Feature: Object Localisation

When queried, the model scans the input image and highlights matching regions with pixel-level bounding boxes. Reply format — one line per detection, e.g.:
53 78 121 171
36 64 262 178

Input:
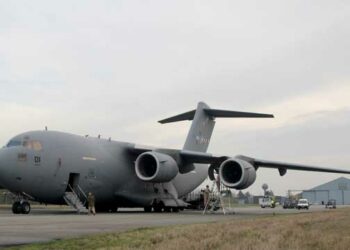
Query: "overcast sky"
0 0 349 195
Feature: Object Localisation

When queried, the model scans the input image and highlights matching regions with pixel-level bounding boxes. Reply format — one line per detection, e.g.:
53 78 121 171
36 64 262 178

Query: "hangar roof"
308 177 350 191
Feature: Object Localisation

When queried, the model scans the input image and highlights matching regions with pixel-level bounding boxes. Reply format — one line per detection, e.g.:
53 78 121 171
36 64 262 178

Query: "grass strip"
8 208 350 250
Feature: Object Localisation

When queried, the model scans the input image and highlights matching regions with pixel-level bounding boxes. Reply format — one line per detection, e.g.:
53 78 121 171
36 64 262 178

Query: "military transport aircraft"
0 102 349 214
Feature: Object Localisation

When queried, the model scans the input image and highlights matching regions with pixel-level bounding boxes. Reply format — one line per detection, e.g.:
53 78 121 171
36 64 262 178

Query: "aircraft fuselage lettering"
34 156 41 166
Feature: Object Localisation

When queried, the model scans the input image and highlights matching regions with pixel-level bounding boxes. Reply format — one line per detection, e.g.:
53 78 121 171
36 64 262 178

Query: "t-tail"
158 102 274 153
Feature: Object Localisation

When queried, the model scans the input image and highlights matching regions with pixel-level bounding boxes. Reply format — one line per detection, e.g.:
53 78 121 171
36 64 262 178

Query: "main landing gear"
144 206 180 213
144 200 182 213
12 201 31 214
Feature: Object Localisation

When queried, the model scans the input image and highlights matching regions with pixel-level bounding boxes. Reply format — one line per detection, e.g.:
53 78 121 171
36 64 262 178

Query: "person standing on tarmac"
203 185 210 209
88 192 96 215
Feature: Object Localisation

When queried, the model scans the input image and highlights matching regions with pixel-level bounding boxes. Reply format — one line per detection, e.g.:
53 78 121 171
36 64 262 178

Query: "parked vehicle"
297 199 309 209
259 196 276 208
283 199 297 209
325 199 336 209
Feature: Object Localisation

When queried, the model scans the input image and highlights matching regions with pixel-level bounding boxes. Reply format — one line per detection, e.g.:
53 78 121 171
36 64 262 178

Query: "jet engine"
135 152 179 183
219 158 256 190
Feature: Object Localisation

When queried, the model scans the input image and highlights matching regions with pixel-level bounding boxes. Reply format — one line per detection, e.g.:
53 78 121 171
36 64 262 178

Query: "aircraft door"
66 173 80 192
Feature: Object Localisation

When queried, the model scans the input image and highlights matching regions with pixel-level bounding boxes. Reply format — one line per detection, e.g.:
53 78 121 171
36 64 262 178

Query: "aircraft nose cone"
0 148 19 191
0 149 9 187
0 150 4 184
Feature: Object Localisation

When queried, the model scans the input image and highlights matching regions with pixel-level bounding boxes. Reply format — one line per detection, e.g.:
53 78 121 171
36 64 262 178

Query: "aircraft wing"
237 155 350 174
180 151 350 176
128 146 350 175
180 151 350 175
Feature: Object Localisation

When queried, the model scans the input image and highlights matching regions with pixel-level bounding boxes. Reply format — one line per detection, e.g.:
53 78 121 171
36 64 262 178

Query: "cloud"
0 102 50 145
214 81 350 132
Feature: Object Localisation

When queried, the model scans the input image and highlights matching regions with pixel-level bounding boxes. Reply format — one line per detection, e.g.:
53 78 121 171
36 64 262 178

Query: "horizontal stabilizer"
204 109 274 119
158 108 273 124
158 110 196 124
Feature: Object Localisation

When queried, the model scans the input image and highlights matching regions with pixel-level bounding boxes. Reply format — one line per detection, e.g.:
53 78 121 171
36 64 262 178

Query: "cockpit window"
22 140 30 149
23 140 43 151
6 138 43 151
32 141 43 151
6 140 22 147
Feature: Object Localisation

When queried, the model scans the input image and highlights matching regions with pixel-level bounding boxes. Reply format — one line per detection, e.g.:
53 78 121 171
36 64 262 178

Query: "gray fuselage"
0 131 208 208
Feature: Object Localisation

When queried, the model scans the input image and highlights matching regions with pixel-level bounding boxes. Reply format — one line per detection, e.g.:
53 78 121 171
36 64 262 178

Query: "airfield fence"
0 190 41 205
0 190 12 204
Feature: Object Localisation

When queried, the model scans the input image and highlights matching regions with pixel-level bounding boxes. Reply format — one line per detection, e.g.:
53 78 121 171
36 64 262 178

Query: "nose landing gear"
12 201 31 214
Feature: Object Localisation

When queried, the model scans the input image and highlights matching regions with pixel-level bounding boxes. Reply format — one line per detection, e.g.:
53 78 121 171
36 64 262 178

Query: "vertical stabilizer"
183 102 215 152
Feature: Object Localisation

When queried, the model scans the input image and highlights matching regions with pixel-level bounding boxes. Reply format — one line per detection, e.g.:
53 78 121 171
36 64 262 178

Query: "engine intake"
135 152 179 183
219 158 256 190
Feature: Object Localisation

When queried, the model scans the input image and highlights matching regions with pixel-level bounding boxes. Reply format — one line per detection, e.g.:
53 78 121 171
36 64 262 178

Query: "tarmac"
0 205 340 248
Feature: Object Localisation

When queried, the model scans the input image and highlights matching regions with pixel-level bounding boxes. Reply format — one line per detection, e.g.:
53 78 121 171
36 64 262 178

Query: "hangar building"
302 177 350 205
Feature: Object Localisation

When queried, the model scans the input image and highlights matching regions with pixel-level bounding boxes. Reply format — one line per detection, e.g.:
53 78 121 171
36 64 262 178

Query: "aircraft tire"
21 202 31 214
152 200 164 213
171 207 179 213
163 207 171 213
110 207 118 213
12 202 21 214
153 206 162 213
153 204 164 213
144 206 152 213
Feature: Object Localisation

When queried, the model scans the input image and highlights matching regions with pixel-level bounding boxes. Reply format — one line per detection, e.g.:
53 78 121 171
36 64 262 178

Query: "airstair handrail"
67 184 87 206
76 185 87 200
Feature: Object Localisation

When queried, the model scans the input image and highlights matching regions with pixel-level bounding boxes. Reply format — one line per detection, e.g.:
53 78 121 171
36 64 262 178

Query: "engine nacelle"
135 152 179 183
219 158 256 190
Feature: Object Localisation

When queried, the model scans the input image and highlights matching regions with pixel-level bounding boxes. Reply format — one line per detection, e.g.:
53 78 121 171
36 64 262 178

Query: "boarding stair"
203 177 234 215
63 184 88 214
